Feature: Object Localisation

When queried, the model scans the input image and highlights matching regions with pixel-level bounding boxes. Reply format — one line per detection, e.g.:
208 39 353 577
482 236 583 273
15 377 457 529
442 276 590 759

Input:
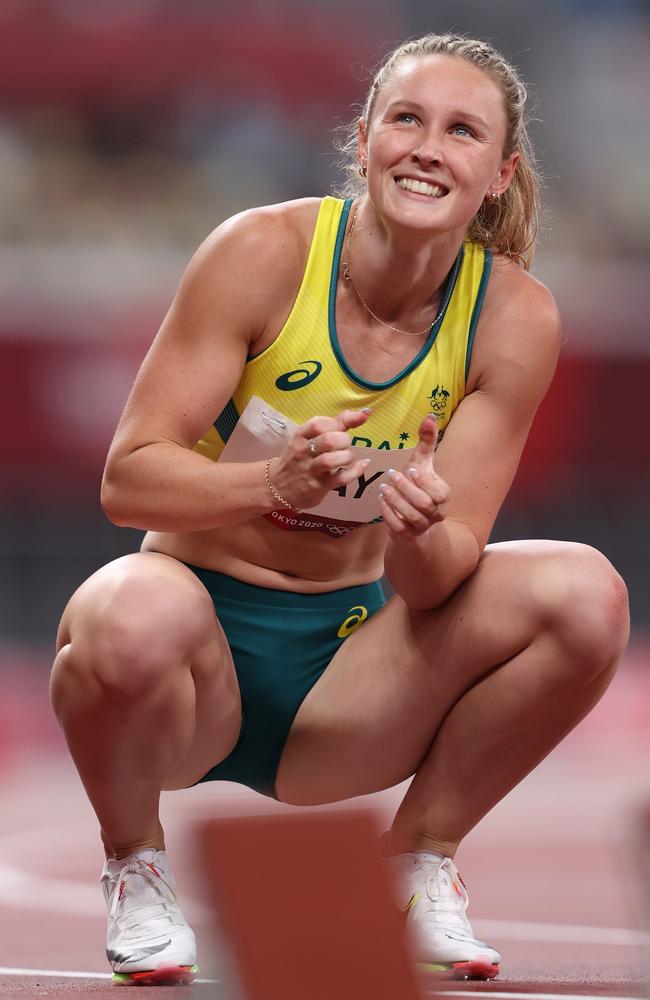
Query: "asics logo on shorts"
275 360 322 391
337 605 368 638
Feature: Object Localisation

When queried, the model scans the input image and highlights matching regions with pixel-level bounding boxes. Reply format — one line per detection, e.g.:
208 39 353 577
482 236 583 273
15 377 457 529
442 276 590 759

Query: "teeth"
396 177 445 198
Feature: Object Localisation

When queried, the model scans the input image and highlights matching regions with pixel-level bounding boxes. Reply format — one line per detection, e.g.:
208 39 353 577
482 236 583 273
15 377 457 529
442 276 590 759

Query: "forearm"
101 443 276 532
383 517 480 610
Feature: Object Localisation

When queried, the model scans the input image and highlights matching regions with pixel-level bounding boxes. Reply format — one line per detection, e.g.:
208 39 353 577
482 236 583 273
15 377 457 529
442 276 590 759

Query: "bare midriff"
141 518 388 593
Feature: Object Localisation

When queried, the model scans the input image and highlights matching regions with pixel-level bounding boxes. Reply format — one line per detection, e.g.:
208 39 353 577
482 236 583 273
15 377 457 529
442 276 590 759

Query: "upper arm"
104 203 309 468
434 269 561 550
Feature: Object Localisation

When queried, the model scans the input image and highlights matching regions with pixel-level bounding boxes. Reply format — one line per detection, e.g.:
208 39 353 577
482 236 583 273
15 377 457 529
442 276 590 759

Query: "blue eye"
453 124 474 137
396 112 417 124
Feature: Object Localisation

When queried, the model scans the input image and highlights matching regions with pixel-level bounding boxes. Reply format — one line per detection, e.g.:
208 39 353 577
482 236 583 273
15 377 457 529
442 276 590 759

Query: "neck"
346 197 465 323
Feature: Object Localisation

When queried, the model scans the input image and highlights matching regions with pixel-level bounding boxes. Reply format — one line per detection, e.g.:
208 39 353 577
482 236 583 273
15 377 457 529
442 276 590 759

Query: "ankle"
102 824 165 861
412 834 458 859
384 828 459 859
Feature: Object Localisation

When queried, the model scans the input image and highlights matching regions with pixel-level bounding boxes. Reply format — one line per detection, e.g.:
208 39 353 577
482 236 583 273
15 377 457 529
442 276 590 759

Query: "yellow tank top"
194 195 491 462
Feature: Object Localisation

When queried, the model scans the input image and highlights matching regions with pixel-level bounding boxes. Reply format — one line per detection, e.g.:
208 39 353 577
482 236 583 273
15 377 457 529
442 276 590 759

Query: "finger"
386 471 442 514
297 416 341 440
313 448 358 473
412 414 438 462
297 409 370 442
330 457 371 487
378 483 433 533
378 494 408 535
394 467 451 507
311 430 360 455
336 407 372 431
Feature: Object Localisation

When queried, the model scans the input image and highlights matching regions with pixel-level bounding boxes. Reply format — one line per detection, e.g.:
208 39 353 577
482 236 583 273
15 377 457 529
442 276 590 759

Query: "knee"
537 543 629 677
58 572 215 701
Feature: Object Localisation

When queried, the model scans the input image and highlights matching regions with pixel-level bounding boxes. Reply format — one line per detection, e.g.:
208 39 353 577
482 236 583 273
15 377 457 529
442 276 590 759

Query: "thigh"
274 539 586 805
55 551 242 789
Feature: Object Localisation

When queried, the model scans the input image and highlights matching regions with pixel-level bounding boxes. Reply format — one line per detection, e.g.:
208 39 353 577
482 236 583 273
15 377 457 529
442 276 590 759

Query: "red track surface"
0 642 648 997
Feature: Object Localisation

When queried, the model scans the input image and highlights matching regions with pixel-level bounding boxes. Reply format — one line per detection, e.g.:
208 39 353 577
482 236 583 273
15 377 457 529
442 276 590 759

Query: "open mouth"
395 176 448 199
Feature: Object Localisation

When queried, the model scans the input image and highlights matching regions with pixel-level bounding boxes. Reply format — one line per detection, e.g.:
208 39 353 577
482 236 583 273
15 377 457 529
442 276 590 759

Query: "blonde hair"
336 33 542 270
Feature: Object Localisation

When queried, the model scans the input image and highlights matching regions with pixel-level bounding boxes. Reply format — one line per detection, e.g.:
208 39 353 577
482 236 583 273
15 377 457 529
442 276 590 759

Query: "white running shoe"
390 851 501 981
101 848 198 986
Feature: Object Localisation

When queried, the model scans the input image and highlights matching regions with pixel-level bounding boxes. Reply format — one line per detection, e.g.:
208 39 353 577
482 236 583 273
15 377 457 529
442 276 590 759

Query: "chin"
393 194 480 238
382 196 458 234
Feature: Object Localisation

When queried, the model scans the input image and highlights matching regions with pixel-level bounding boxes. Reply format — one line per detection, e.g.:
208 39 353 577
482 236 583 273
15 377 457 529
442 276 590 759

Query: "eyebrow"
386 100 490 132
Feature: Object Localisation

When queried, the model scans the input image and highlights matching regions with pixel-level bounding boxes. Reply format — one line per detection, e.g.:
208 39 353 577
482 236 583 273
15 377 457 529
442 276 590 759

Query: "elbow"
389 575 468 613
100 467 132 527
385 526 481 611
397 568 477 612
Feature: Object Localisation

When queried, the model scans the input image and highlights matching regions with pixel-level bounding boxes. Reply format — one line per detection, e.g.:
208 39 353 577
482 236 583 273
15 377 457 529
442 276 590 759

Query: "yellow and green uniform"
194 195 492 471
191 197 492 796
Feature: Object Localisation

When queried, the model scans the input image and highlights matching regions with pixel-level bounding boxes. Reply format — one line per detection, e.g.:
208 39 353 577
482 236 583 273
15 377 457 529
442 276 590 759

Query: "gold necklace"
341 203 445 338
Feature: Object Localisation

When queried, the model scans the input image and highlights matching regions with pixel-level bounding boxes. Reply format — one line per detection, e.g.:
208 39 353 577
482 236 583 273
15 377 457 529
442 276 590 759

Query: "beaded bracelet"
264 457 300 512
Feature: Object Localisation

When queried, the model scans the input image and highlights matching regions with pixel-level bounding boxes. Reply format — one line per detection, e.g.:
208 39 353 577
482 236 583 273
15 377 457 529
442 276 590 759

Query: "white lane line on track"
1 821 648 955
0 855 647 948
0 967 217 983
0 857 213 922
474 918 650 947
442 993 647 1000
0 973 644 1000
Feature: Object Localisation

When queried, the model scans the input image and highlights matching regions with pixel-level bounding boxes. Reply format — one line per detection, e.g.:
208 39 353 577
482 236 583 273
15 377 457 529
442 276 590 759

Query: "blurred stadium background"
0 0 648 787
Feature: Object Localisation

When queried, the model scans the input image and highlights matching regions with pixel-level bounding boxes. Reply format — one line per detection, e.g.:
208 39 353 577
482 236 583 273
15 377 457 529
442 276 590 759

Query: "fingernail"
360 458 371 467
407 467 418 479
425 414 436 424
361 407 372 414
387 468 399 480
378 484 390 494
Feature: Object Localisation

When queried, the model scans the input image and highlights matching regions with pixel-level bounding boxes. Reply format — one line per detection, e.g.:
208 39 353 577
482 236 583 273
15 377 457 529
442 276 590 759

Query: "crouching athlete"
50 33 629 985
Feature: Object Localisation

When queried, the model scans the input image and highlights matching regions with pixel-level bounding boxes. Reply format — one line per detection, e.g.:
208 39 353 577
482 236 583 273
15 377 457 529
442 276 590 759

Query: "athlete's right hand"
267 408 372 511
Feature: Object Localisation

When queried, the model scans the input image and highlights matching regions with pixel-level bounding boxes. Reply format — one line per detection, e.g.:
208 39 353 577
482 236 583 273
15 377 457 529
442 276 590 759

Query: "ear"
490 150 519 196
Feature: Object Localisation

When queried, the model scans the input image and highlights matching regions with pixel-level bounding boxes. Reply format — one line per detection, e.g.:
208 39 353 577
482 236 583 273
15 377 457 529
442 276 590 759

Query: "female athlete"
50 33 629 985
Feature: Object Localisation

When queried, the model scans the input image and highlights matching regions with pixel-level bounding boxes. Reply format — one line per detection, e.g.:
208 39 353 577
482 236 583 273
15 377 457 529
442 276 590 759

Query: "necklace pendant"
342 260 350 281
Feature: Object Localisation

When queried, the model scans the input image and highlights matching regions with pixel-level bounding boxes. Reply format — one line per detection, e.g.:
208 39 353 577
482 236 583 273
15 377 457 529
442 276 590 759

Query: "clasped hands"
268 409 450 537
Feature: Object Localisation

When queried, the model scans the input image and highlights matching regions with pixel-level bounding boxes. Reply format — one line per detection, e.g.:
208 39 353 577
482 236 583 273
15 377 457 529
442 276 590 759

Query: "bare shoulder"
193 197 321 288
467 253 562 393
171 197 322 346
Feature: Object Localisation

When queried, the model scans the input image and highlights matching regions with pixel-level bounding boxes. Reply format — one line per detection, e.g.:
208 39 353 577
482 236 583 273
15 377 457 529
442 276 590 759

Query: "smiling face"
358 54 518 235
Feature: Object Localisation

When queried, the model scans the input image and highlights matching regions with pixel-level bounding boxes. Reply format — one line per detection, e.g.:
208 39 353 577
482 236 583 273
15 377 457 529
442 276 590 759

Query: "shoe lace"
422 857 472 937
110 858 182 941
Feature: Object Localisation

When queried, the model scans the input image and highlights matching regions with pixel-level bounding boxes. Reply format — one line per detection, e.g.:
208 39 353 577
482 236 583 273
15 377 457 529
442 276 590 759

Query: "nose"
412 128 444 167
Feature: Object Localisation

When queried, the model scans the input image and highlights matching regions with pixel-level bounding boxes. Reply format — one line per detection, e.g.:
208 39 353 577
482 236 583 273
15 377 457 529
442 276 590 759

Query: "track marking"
0 856 212 921
0 853 646 948
0 972 643 999
0 966 217 983
474 917 650 946
441 993 647 1000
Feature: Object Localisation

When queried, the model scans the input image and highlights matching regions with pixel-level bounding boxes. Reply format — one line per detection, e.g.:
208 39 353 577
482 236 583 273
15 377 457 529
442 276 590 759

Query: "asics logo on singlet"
275 361 322 391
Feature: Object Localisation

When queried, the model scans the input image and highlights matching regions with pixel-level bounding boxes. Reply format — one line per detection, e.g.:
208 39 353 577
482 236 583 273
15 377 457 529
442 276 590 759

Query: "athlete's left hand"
378 414 450 539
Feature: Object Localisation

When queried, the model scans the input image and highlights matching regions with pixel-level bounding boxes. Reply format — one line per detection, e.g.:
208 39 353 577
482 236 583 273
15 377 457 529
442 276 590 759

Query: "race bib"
218 396 418 538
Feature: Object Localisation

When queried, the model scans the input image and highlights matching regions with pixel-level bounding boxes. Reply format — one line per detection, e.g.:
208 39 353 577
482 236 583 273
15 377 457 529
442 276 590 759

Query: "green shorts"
186 565 386 798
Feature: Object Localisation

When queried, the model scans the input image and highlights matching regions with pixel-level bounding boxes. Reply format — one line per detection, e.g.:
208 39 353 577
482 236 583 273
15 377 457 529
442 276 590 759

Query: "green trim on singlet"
328 198 464 392
464 248 493 382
